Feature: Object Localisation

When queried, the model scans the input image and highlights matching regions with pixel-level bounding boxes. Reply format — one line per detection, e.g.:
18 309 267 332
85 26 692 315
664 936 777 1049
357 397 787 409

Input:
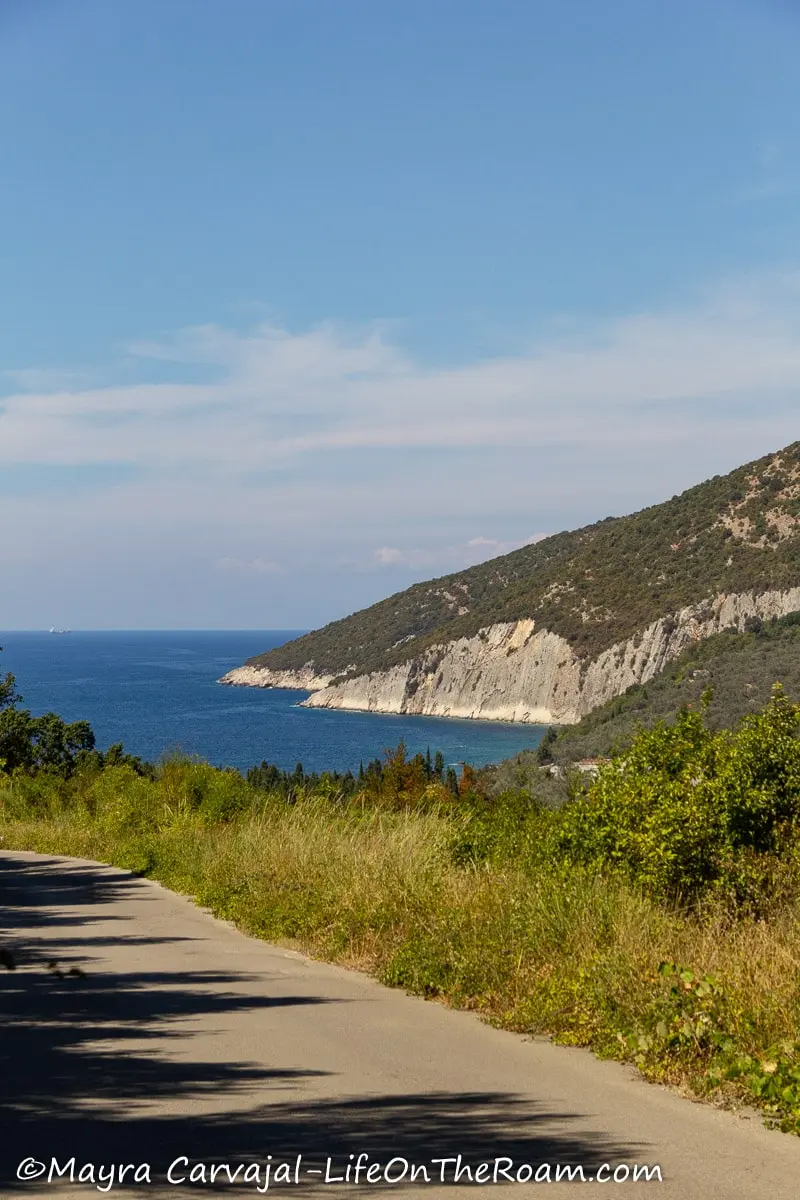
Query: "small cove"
0 630 547 774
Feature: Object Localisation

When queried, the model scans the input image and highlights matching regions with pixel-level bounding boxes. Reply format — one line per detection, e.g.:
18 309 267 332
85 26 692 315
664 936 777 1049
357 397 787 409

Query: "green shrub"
556 688 800 905
450 789 546 867
158 759 252 822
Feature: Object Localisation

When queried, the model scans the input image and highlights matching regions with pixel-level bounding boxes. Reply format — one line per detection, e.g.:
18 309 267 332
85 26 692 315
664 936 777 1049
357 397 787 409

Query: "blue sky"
1 0 799 628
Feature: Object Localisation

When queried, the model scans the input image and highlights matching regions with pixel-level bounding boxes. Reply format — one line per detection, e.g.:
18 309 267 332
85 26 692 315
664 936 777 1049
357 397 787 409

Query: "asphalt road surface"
2 849 800 1198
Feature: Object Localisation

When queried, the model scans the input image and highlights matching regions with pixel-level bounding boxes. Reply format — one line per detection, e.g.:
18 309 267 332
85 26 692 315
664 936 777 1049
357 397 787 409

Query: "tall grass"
4 756 800 1130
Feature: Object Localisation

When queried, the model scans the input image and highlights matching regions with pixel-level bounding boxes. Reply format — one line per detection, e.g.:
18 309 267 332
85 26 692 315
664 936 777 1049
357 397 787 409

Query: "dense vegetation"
247 746 462 802
246 442 800 679
486 612 800 778
0 649 151 779
5 645 800 1133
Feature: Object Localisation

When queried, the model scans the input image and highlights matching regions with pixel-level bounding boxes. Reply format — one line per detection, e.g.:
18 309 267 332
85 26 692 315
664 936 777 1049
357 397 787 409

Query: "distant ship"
49 627 71 635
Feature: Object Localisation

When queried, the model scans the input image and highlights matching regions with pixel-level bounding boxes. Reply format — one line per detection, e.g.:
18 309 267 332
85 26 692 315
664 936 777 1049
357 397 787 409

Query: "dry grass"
4 765 800 1125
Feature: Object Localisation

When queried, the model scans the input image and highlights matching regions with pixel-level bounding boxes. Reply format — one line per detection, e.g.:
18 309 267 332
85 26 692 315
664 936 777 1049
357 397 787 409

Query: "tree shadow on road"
0 853 644 1194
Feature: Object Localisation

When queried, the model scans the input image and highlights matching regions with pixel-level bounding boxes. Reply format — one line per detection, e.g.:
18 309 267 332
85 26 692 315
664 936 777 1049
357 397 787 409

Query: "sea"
0 631 546 775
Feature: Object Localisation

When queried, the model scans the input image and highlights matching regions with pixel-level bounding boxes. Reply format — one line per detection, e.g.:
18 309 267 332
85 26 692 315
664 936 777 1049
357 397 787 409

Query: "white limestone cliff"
219 588 800 725
219 663 334 691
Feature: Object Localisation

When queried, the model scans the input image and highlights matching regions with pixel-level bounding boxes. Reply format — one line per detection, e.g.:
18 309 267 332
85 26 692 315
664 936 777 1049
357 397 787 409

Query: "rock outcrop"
219 664 334 691
221 588 800 725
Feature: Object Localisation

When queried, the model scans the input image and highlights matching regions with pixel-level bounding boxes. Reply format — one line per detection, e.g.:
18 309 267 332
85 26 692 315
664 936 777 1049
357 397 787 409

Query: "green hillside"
492 613 800 783
249 442 800 679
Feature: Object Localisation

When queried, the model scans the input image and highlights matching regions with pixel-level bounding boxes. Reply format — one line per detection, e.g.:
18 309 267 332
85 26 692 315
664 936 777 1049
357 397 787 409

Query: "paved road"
2 850 800 1198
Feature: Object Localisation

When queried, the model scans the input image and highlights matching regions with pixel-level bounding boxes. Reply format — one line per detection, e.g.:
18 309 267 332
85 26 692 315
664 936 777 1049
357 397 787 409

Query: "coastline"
219 586 800 727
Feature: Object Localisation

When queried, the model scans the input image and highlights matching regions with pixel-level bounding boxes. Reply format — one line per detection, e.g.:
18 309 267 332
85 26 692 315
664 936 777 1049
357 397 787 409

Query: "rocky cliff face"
221 588 800 725
219 664 334 691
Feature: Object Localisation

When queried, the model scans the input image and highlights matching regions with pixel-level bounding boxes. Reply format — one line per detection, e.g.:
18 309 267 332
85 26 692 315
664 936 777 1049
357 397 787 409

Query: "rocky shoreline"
219 587 800 725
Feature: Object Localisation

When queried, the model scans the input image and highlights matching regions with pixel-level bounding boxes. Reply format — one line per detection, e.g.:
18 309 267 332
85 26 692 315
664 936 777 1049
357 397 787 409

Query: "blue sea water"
0 631 546 774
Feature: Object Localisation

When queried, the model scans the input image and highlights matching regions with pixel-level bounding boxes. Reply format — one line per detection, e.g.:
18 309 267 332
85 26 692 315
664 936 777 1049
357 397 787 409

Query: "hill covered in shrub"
524 612 800 767
244 442 800 681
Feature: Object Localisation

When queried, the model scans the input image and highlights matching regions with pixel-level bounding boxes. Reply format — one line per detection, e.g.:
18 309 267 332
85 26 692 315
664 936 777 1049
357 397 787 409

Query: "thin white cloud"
2 273 800 473
2 366 97 392
373 535 554 572
373 547 405 566
467 534 548 551
2 270 800 624
214 557 286 576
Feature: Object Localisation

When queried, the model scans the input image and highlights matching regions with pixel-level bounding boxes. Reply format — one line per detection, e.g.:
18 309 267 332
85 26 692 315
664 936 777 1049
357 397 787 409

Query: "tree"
458 763 478 797
0 709 96 776
0 709 36 772
557 686 800 904
0 646 21 712
536 727 557 764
